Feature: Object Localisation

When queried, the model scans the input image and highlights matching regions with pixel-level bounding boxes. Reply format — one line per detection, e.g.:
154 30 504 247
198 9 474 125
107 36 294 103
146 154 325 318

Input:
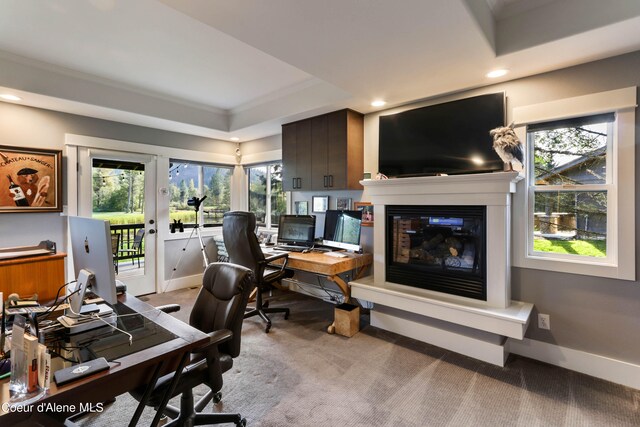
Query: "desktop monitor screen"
277 215 316 247
69 216 118 305
322 210 362 251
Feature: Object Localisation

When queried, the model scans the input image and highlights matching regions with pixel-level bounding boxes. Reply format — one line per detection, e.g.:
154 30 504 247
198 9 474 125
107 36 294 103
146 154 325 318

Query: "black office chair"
130 262 254 427
223 211 291 333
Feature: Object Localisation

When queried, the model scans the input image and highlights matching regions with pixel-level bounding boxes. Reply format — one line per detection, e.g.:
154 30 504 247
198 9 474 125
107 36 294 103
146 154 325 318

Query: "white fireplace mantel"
350 172 532 366
362 171 522 309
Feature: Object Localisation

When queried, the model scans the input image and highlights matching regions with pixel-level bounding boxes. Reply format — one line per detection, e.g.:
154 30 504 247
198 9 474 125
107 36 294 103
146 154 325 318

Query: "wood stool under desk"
0 252 67 302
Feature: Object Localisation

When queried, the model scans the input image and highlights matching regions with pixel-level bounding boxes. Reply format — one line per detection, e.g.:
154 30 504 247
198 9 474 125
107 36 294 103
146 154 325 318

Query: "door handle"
148 229 156 234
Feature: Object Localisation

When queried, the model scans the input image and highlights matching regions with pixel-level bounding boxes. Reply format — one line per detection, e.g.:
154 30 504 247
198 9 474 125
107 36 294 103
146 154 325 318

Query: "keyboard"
273 245 311 252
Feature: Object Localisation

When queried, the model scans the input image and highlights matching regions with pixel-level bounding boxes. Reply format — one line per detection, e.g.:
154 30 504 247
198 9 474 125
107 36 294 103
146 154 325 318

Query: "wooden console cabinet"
282 109 364 191
0 253 66 302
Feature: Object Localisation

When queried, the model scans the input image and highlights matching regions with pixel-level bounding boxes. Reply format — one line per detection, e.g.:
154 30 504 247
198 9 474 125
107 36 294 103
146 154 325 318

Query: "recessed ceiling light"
230 137 240 142
371 100 386 107
0 94 22 101
486 69 509 78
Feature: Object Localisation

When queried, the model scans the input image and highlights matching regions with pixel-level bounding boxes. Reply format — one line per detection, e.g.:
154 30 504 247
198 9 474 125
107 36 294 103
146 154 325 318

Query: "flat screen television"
379 93 505 177
322 210 362 252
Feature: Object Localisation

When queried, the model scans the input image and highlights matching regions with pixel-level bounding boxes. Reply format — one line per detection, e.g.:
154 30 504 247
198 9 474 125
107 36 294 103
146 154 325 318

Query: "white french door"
77 147 157 296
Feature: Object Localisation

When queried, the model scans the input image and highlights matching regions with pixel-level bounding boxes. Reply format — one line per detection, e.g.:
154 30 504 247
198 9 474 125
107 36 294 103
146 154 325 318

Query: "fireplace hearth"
386 205 486 300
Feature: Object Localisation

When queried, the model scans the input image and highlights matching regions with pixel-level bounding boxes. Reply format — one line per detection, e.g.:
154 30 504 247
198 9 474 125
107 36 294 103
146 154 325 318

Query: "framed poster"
0 146 62 213
312 196 329 213
336 197 352 210
294 201 308 215
354 202 373 226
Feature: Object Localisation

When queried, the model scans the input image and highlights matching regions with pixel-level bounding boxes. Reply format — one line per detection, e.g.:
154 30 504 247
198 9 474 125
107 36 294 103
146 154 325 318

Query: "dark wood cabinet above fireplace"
282 109 363 191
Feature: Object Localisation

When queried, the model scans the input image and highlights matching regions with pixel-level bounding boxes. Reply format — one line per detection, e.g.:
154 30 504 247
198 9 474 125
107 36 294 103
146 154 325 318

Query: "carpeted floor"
82 288 640 426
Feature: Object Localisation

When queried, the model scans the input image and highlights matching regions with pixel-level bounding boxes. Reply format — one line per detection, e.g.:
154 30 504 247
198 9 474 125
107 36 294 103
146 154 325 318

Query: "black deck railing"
110 223 144 263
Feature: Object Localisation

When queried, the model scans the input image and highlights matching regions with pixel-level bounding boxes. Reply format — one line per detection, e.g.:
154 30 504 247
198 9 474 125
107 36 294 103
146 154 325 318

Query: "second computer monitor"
322 210 362 252
277 215 316 247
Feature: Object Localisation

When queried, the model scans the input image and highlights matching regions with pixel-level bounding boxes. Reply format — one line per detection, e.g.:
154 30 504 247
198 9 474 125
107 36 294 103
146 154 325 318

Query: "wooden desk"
0 253 66 302
0 293 209 426
270 251 372 333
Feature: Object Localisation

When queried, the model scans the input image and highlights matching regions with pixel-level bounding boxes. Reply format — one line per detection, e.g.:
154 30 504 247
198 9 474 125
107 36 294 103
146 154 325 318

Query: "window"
248 162 286 228
529 114 612 258
512 87 635 280
169 161 232 227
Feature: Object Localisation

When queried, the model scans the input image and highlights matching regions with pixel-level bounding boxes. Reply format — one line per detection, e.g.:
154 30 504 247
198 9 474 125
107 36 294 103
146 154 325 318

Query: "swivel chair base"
161 389 246 427
244 287 289 333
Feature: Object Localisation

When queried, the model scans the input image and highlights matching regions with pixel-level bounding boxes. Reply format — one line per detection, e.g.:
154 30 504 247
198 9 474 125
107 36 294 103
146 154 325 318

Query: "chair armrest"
191 329 233 354
263 252 289 271
263 252 289 263
155 304 180 314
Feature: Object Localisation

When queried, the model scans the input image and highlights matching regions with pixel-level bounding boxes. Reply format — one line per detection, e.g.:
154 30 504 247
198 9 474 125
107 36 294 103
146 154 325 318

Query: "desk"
0 293 209 426
270 251 372 332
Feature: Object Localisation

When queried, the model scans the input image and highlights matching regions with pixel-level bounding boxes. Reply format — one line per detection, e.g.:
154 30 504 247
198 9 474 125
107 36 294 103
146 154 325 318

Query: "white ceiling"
1 0 639 142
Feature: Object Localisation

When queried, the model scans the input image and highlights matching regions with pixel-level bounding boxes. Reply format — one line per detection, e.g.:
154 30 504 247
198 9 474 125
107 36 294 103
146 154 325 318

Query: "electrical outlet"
538 313 551 330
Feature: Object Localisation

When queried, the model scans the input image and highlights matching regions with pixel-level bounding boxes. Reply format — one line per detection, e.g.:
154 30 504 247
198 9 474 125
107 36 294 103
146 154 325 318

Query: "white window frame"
247 162 285 229
168 160 233 228
512 87 636 280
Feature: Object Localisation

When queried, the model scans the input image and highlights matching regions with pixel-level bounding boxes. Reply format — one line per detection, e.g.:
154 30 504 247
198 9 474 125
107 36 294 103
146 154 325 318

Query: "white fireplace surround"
350 172 533 365
366 171 521 308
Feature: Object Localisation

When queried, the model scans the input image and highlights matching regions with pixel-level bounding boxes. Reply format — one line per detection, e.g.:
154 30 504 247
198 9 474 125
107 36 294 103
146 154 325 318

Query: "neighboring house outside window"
512 87 635 280
169 161 232 227
248 162 286 228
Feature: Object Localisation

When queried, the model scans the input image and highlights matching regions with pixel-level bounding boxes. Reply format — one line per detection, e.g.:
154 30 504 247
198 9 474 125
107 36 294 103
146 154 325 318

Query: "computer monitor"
322 210 362 252
277 215 316 247
69 216 118 305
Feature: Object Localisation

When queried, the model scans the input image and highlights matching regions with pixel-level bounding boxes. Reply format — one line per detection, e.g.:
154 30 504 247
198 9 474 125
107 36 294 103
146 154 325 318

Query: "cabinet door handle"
329 175 333 187
292 178 297 189
323 175 328 188
297 178 302 189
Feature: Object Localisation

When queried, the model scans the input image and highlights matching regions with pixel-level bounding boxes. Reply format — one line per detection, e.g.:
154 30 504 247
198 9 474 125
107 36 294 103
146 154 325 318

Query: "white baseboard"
159 273 202 293
508 338 640 390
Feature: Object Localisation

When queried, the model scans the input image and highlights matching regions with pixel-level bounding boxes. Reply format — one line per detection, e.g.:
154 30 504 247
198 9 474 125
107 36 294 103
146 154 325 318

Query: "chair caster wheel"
213 391 222 404
265 323 271 333
236 418 247 427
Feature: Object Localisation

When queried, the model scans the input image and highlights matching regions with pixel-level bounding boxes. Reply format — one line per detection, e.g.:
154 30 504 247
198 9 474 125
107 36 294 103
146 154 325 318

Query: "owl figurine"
490 123 524 171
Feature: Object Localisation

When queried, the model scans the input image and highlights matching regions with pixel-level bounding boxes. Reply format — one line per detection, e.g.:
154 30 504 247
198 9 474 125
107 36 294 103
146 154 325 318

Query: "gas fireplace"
386 205 486 300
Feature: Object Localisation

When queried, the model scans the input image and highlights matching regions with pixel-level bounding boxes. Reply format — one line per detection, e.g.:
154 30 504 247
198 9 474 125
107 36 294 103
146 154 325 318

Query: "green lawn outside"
533 239 606 257
93 212 145 225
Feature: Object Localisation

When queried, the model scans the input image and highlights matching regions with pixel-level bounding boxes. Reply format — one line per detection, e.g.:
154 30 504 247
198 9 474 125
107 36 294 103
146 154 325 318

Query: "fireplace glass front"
386 205 486 300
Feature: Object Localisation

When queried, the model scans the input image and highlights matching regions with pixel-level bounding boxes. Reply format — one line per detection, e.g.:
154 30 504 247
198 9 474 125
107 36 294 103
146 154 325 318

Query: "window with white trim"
529 114 612 259
512 87 636 280
168 160 232 227
247 162 286 228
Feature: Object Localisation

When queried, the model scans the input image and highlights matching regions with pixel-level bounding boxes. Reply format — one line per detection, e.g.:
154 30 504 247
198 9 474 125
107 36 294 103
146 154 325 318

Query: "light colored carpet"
82 288 640 426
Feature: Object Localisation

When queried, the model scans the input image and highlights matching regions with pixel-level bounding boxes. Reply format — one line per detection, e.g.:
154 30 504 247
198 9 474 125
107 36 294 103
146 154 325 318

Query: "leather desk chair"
130 262 254 427
223 211 290 333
